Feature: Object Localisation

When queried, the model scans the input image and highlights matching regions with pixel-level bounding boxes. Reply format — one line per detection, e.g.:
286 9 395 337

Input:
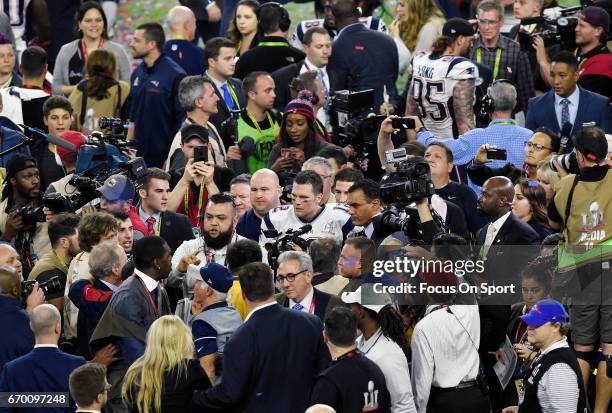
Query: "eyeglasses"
524 141 553 151
278 269 307 283
478 19 500 26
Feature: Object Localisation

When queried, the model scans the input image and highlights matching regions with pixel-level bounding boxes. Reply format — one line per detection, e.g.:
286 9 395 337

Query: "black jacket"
208 77 247 150
276 287 343 323
235 37 306 80
159 210 195 253
466 160 523 188
271 60 337 111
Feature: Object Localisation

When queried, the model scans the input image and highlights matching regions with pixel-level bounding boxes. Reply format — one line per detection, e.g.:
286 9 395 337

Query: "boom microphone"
20 126 76 151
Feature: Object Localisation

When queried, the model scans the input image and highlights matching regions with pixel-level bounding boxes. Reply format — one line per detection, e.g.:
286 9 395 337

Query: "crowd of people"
0 0 611 412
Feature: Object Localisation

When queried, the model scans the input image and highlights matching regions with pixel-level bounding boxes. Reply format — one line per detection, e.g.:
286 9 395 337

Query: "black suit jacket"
194 303 330 412
271 60 338 111
208 77 247 150
160 211 195 253
276 287 343 322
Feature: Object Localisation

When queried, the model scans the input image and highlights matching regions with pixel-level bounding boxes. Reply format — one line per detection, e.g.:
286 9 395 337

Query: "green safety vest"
237 113 279 173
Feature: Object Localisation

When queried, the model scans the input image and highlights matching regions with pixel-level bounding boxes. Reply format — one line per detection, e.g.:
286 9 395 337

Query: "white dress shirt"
358 328 417 413
554 86 579 129
288 285 315 314
300 57 330 126
139 207 161 230
244 301 277 323
134 268 159 292
483 210 511 256
34 344 59 348
410 305 481 413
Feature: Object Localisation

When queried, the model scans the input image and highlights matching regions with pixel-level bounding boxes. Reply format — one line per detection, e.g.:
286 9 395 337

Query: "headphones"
257 2 291 33
479 79 513 117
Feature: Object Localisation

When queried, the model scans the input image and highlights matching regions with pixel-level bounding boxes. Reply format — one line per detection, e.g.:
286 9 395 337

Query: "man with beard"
0 155 51 276
28 213 81 311
128 22 186 168
171 193 249 292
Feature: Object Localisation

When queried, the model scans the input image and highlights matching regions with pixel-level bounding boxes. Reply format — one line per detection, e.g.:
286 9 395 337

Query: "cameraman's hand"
552 159 569 178
532 36 548 65
79 204 98 216
124 148 138 160
43 207 56 223
380 116 400 135
177 252 201 273
408 115 424 131
194 161 215 185
343 145 355 158
2 212 25 241
25 282 45 313
475 144 494 165
271 157 294 173
226 145 242 161
183 159 197 183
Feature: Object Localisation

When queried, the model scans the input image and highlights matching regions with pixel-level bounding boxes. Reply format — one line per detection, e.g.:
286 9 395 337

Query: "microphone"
238 136 256 158
20 126 76 151
520 16 545 25
292 224 312 237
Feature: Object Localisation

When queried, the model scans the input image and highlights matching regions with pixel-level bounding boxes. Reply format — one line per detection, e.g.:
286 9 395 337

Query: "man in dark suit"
193 262 330 412
138 168 194 253
234 3 306 79
272 27 333 116
90 236 173 413
327 0 399 112
179 0 221 44
526 51 612 152
276 251 342 322
69 363 110 413
205 37 248 150
0 304 87 413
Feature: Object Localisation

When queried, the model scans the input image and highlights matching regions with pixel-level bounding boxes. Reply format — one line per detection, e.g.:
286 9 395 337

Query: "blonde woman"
122 315 210 413
390 0 446 53
536 156 561 206
227 0 260 57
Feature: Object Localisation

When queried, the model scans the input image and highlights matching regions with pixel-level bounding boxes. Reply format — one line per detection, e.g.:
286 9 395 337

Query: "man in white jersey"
2 0 31 55
260 170 353 247
406 18 479 140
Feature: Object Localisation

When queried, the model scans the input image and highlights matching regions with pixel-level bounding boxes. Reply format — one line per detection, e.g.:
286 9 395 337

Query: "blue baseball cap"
98 174 135 202
520 299 569 328
199 263 234 293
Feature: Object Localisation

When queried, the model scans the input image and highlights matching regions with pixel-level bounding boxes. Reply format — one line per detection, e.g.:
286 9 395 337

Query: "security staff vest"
237 111 280 173
554 170 612 272
27 250 68 281
518 346 587 413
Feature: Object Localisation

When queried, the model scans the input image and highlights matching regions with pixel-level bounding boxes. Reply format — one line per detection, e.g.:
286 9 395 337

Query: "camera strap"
563 174 580 227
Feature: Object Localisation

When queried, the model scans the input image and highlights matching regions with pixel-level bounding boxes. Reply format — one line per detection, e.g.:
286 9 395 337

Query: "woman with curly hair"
227 0 260 57
122 315 211 413
389 0 446 53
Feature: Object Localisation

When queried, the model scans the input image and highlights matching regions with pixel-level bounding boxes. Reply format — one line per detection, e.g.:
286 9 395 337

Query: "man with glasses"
276 251 340 322
69 363 111 413
302 157 336 204
467 127 561 187
469 0 534 113
260 170 353 247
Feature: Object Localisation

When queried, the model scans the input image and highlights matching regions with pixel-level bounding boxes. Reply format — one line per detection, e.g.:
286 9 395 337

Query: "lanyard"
360 330 383 355
80 38 104 64
246 110 278 138
184 183 206 224
137 276 159 318
477 47 502 80
258 41 287 47
155 215 162 235
493 120 516 125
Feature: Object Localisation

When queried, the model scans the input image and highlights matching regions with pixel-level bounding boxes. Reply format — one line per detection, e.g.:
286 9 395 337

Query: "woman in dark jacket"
268 90 329 185
122 315 211 413
511 179 552 243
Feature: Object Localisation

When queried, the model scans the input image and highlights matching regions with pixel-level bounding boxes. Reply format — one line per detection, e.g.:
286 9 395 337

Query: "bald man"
0 304 86 413
164 6 206 75
236 169 282 241
0 265 44 370
0 243 23 278
306 405 337 413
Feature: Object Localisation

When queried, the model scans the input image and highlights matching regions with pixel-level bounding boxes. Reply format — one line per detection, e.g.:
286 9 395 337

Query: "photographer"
0 265 44 370
346 179 392 245
98 173 147 239
28 213 81 311
467 127 561 186
260 170 353 247
547 126 612 412
0 155 50 276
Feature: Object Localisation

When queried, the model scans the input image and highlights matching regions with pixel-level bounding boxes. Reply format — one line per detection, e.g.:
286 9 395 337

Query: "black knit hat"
5 155 37 180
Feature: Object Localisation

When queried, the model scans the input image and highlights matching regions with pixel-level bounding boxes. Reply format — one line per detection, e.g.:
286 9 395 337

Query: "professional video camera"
92 117 131 149
42 157 148 213
21 275 62 299
380 156 435 205
15 204 45 228
263 224 312 271
518 5 581 51
330 89 384 168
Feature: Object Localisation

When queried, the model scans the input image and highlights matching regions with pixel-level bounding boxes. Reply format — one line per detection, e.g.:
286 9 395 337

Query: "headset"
257 2 291 33
479 79 514 117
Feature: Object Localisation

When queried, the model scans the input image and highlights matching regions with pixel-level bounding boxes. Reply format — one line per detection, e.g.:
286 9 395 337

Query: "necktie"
481 224 497 258
560 98 570 127
146 216 156 236
151 286 159 308
317 69 330 111
293 303 304 311
221 83 236 110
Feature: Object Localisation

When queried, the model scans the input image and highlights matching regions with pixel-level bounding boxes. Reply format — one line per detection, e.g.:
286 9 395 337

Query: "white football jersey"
409 52 478 140
2 0 31 53
260 203 353 246
290 16 388 50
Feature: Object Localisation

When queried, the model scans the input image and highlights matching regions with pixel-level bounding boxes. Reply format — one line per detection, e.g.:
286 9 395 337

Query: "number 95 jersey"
410 52 478 140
